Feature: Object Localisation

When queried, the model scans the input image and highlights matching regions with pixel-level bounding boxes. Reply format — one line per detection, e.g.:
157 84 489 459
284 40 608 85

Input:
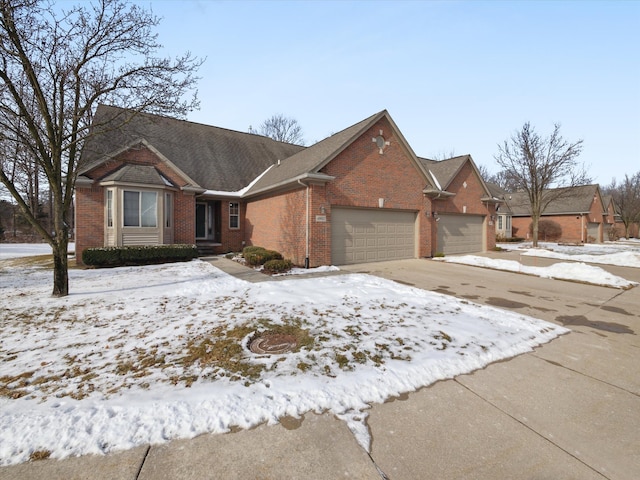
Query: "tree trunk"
51 237 69 297
531 215 540 247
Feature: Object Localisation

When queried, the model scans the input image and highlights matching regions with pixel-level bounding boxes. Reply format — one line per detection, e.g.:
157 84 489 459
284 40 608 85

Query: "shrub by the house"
83 244 198 267
242 246 283 266
530 219 562 242
263 258 293 274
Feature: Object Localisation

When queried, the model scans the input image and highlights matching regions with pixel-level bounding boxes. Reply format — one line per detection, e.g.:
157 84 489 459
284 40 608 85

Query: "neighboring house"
75 105 499 266
603 194 640 239
602 195 621 240
485 183 513 239
505 184 606 243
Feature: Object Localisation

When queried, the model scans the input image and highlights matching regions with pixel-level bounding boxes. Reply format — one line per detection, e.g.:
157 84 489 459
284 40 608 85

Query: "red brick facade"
76 116 496 266
511 194 606 244
241 118 495 266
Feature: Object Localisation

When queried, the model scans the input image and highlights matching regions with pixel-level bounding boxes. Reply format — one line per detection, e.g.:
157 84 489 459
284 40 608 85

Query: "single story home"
75 106 499 266
504 184 606 243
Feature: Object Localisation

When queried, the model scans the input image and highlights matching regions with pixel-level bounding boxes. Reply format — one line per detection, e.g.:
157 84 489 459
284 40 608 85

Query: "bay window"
124 190 158 227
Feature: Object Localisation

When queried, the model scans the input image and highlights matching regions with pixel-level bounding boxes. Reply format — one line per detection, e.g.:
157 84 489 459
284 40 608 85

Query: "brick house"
486 183 513 239
75 105 498 266
506 184 607 243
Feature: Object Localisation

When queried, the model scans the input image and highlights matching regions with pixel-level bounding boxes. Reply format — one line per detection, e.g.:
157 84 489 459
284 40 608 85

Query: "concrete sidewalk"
2 254 638 479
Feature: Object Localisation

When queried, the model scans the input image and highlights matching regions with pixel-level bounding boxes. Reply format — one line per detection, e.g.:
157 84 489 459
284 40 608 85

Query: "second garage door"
436 214 484 255
331 208 416 265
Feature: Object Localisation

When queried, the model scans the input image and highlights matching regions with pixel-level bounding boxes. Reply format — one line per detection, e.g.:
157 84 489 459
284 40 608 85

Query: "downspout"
298 179 310 268
581 214 585 243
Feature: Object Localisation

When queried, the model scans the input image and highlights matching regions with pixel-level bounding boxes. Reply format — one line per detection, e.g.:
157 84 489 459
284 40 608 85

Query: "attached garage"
331 208 416 265
587 222 600 243
436 214 484 255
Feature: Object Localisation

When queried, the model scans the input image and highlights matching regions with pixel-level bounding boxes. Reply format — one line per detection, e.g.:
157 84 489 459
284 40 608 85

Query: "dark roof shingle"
80 105 305 192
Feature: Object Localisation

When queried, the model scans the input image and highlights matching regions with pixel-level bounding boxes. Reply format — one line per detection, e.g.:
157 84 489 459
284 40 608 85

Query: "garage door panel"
437 214 483 255
331 208 416 265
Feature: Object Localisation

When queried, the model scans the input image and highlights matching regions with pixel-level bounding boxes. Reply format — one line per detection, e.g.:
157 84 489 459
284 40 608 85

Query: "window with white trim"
498 215 503 230
106 190 113 227
229 202 239 229
123 190 157 227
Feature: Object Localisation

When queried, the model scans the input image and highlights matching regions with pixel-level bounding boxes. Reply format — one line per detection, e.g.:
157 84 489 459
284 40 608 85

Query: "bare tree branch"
494 122 588 246
0 0 202 296
252 113 305 145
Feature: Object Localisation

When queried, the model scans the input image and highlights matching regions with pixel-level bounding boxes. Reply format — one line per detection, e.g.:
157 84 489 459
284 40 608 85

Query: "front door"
195 202 210 239
195 201 222 241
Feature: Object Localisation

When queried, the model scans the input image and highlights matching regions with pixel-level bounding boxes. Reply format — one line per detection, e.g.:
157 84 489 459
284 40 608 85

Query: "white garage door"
437 214 484 255
331 208 416 265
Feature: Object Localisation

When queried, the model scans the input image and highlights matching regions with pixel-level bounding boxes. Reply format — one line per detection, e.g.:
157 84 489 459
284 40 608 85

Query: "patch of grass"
182 324 261 383
297 362 311 372
29 450 51 462
335 354 350 370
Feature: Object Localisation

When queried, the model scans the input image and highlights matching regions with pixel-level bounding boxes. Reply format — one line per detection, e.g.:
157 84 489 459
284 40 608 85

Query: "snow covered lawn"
0 257 567 466
499 240 640 268
435 241 640 289
437 256 637 289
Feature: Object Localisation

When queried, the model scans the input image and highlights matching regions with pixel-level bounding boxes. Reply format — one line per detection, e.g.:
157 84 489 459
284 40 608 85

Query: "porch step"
196 244 221 256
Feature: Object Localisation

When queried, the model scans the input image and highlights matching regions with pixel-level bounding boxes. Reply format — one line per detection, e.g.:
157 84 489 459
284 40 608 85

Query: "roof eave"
245 172 335 198
423 188 455 199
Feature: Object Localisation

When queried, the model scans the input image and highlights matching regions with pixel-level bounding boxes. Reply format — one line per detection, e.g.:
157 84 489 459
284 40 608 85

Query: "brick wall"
74 184 105 262
245 117 435 267
321 118 434 261
75 145 197 263
512 214 589 243
245 189 308 265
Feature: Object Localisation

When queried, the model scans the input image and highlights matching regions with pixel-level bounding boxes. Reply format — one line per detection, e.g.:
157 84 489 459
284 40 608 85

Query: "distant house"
504 184 606 243
602 194 640 239
75 106 499 265
485 183 513 239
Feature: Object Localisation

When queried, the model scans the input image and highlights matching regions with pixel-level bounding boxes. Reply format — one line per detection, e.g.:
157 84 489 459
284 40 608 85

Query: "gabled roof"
245 110 434 197
100 164 173 187
507 184 604 216
80 106 438 198
419 155 469 190
418 155 495 201
80 105 305 192
487 183 513 214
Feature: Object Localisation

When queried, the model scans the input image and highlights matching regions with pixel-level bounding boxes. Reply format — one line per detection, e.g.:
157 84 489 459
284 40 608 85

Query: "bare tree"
250 113 304 145
0 0 201 296
479 166 520 192
494 122 588 247
606 172 640 239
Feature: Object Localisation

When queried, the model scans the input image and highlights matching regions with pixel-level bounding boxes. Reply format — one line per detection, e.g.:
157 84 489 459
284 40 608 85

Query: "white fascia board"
429 170 442 191
201 164 275 198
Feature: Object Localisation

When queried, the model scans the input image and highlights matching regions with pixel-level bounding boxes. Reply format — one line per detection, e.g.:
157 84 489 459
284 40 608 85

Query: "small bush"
263 258 293 274
242 246 283 266
607 225 620 241
242 245 266 256
433 252 445 258
530 220 562 242
83 244 198 267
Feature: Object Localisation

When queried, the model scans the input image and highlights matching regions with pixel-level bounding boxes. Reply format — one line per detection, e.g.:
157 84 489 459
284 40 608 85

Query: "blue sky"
144 0 639 185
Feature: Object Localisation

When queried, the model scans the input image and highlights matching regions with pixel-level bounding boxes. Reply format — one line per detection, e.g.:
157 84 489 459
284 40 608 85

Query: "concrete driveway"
2 252 638 480
340 251 639 480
